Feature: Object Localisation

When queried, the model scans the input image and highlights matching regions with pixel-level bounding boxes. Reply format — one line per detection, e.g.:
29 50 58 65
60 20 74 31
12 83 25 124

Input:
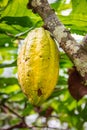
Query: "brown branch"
1 104 69 130
1 121 27 130
28 0 87 85
2 104 23 119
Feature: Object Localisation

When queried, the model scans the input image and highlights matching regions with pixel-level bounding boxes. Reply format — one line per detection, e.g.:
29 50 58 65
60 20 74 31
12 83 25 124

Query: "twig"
2 104 23 119
0 121 27 130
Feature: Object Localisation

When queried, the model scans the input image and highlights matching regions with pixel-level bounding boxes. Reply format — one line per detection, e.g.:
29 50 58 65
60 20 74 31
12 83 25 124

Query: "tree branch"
1 104 69 130
1 121 27 130
2 104 23 119
28 0 87 85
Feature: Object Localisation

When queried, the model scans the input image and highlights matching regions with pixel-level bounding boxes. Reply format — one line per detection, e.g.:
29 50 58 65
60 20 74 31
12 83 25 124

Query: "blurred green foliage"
0 0 87 130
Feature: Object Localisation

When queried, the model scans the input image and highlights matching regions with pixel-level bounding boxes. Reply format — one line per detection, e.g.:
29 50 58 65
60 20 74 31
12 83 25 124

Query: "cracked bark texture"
28 0 87 85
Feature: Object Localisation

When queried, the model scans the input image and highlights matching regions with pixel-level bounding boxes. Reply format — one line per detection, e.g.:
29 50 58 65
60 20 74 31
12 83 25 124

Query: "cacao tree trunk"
28 0 87 85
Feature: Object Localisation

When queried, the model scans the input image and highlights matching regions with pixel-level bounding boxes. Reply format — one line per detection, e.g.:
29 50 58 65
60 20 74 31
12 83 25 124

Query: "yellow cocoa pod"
17 27 59 106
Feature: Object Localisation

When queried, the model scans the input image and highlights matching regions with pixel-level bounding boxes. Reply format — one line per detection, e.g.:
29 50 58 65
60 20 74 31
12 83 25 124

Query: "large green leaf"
0 0 42 45
0 60 17 68
60 52 73 68
8 92 25 102
0 77 18 87
0 0 9 8
0 84 20 94
0 47 17 63
52 0 87 35
0 34 13 47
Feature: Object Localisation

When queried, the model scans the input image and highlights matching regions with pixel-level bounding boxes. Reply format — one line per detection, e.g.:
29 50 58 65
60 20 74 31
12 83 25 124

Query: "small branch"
2 104 23 119
5 27 34 40
1 104 69 130
1 121 27 130
1 104 28 130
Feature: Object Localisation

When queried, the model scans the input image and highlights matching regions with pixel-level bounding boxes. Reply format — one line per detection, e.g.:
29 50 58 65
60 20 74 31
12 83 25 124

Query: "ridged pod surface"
17 27 59 106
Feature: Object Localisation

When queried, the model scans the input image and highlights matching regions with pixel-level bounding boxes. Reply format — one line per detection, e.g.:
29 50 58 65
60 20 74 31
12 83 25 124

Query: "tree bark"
28 0 87 85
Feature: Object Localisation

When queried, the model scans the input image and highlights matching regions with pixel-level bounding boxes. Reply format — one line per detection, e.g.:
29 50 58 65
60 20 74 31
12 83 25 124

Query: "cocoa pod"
17 27 59 105
68 67 87 101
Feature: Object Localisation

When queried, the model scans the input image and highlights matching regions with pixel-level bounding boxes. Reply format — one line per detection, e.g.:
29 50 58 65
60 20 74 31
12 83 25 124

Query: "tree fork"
28 0 87 85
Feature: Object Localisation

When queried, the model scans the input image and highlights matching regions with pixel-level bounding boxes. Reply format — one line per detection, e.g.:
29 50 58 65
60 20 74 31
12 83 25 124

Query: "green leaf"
0 60 17 68
48 88 67 100
0 16 33 27
0 34 13 47
0 77 18 87
0 47 17 63
0 84 20 94
22 103 33 116
0 0 9 8
9 92 25 102
54 0 87 35
58 76 67 85
0 0 42 44
60 52 73 68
